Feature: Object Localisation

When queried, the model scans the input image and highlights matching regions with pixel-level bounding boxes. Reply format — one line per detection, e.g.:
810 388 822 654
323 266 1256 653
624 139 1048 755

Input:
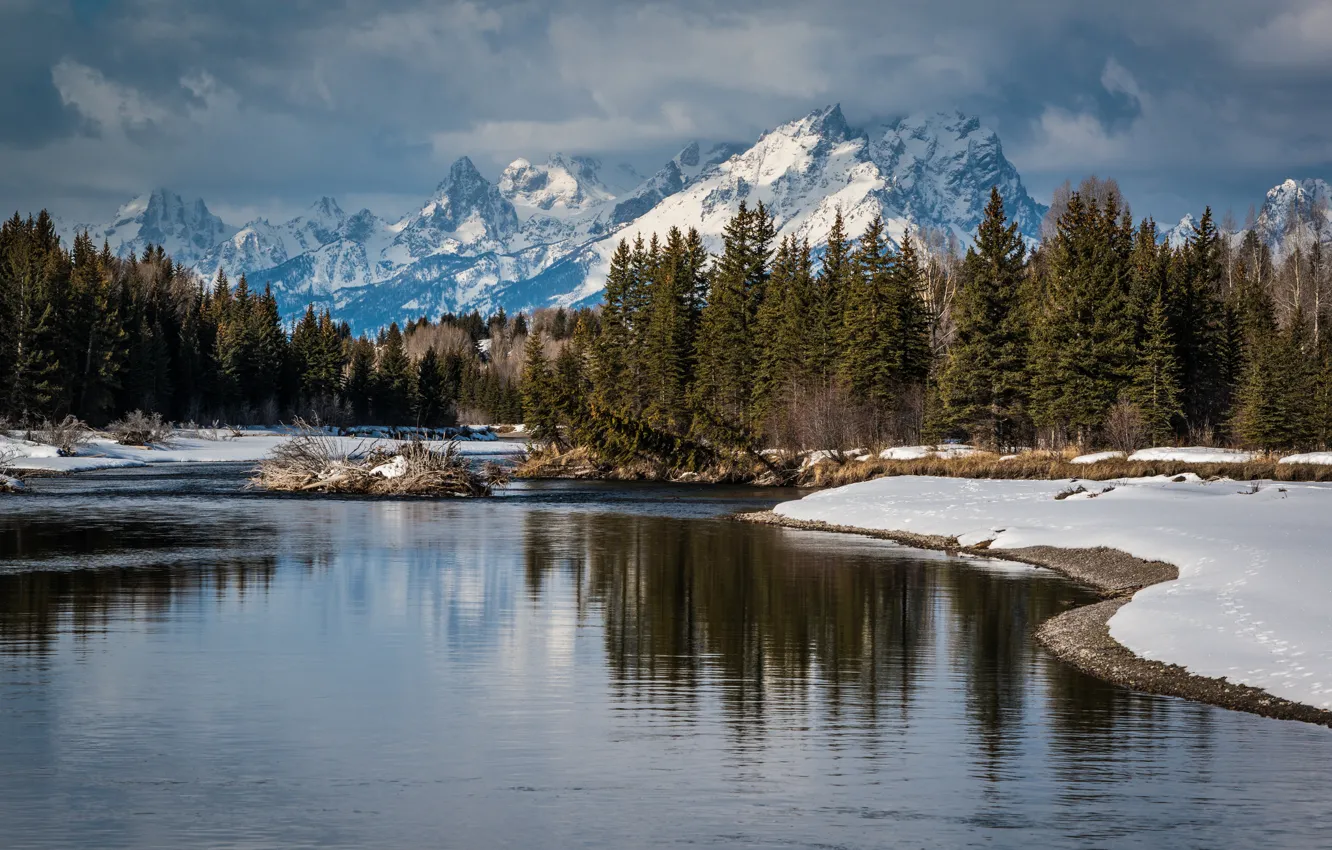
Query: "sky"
2 0 1331 229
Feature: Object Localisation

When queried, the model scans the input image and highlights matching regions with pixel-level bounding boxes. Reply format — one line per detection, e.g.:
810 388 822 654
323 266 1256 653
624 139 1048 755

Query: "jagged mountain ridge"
68 105 1052 331
65 188 235 268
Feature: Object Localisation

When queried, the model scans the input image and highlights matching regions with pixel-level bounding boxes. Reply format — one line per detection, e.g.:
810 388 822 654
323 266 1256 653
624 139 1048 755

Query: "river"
0 464 1328 848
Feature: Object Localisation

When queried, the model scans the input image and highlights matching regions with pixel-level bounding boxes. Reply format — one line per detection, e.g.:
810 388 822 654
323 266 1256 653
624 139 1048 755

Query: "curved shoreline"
735 510 1332 728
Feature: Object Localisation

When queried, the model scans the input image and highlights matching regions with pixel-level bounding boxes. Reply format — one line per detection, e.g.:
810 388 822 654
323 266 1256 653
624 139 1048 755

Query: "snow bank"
0 433 525 473
774 474 1332 710
878 445 979 461
1128 446 1258 463
1279 452 1332 466
1070 451 1125 465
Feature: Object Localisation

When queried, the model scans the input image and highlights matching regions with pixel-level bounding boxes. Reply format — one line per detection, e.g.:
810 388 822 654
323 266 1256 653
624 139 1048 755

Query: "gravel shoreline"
735 510 1332 728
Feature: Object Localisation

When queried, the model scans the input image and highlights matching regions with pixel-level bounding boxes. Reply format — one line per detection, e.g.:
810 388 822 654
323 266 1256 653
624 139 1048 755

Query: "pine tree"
373 322 415 423
1028 192 1135 445
592 239 634 413
838 215 899 407
1169 208 1230 439
66 232 125 422
936 189 1029 448
1128 296 1183 443
643 227 704 431
692 203 772 437
521 331 561 445
344 335 376 422
415 346 452 427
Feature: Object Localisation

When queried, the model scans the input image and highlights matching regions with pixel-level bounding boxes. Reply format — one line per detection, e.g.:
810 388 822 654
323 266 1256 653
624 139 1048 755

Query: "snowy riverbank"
771 474 1332 715
0 431 527 474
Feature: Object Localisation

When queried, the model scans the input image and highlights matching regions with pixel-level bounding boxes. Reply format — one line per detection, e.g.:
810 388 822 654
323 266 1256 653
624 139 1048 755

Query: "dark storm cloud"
2 0 1330 224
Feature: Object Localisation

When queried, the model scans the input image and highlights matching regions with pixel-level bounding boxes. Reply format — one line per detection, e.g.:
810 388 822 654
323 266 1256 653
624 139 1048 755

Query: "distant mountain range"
58 104 1329 333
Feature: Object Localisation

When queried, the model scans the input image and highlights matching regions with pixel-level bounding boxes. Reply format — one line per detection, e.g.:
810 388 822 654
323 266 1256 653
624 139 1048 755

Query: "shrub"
107 411 173 446
28 416 91 456
1103 400 1148 455
253 426 506 496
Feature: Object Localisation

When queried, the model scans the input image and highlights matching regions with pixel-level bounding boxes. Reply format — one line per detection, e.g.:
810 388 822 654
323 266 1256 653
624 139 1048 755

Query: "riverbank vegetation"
8 175 1332 486
252 428 506 496
517 182 1332 481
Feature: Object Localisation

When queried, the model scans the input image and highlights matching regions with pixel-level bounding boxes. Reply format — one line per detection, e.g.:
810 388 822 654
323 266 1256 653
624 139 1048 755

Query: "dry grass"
805 451 1332 487
519 443 1332 487
253 430 506 496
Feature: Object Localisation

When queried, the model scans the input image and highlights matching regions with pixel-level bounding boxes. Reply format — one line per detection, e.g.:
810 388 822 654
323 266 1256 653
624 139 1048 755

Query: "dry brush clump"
253 430 506 496
0 446 21 492
27 416 91 456
106 410 174 446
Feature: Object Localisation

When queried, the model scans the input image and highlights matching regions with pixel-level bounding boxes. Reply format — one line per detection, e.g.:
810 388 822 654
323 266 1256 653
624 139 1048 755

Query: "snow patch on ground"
773 474 1332 710
0 433 525 473
1070 451 1125 465
1128 447 1258 463
879 445 979 461
1279 452 1332 466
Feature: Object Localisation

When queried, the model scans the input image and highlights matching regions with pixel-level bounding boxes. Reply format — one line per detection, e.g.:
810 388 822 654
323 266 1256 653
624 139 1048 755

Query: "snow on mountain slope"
75 105 1049 331
605 141 746 227
72 189 235 267
197 196 346 281
499 153 615 216
871 112 1046 246
385 156 519 265
519 105 1045 311
1163 214 1197 249
1255 178 1332 256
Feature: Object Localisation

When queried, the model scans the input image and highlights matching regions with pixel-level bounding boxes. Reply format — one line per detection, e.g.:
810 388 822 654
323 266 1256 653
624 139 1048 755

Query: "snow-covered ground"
1279 452 1332 466
1127 447 1258 463
0 432 526 474
774 474 1332 710
1070 450 1125 465
877 444 979 461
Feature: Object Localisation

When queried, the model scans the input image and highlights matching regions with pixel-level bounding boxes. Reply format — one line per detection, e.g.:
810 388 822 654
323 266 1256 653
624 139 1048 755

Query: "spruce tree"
373 322 415 424
1128 296 1183 443
521 331 561 445
936 189 1029 448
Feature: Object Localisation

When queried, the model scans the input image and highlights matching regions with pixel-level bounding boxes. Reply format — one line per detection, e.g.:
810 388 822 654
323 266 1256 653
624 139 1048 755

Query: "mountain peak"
775 104 853 143
498 152 614 213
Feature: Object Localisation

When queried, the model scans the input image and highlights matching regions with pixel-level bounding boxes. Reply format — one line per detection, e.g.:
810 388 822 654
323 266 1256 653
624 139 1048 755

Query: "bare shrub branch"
28 416 91 456
107 411 174 446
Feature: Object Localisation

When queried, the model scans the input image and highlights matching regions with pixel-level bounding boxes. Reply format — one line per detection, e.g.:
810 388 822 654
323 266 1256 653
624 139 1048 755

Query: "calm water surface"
0 464 1329 849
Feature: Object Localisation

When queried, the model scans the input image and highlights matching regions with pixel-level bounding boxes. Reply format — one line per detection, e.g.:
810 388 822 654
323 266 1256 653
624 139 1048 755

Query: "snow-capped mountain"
71 104 1049 331
871 112 1045 244
1255 179 1332 256
68 188 234 267
499 154 615 215
198 196 346 279
1163 214 1198 249
513 105 1046 311
387 156 520 264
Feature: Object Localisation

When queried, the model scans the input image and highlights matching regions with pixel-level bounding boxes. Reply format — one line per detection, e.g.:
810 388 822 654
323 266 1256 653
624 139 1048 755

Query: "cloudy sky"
3 0 1331 228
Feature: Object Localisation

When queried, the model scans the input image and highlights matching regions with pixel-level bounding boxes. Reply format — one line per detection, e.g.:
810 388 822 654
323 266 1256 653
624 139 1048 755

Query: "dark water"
1 465 1329 849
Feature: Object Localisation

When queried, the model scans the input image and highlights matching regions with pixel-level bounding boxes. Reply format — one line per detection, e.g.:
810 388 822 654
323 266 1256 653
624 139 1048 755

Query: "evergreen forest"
4 180 1332 462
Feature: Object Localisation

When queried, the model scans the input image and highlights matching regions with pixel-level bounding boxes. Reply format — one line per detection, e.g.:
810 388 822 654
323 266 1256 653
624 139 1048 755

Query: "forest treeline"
523 183 1332 465
4 178 1331 459
0 211 528 427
